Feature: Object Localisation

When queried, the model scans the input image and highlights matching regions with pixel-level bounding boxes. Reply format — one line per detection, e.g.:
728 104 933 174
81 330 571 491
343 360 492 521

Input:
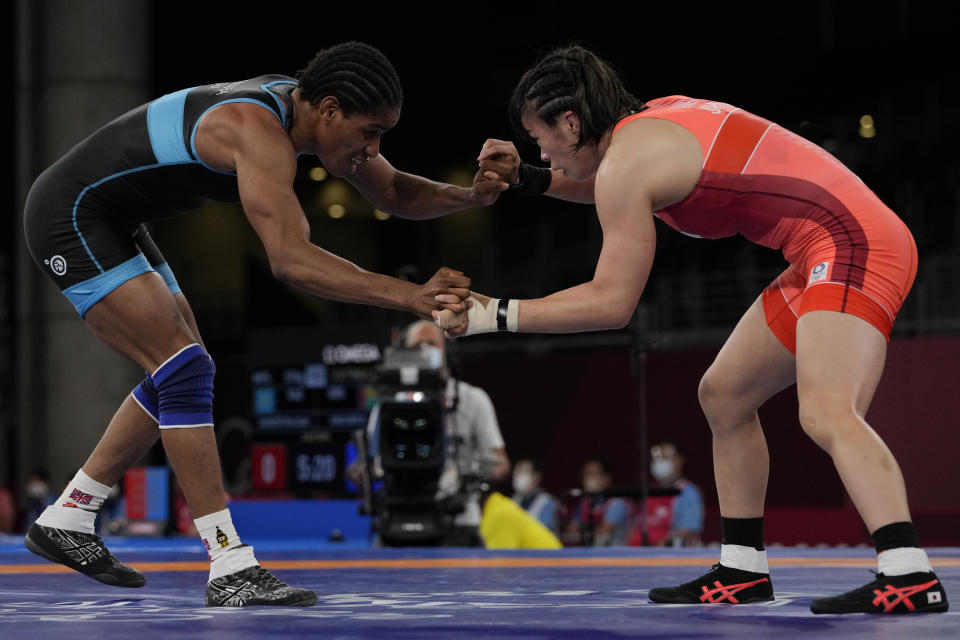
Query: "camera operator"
363 320 510 546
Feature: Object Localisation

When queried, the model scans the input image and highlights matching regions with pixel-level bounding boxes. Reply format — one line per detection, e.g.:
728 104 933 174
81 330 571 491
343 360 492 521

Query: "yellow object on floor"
480 491 563 549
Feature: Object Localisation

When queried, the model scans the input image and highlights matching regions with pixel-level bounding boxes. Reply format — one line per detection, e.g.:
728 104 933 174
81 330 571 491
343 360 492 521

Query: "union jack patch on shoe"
648 563 774 604
810 571 948 614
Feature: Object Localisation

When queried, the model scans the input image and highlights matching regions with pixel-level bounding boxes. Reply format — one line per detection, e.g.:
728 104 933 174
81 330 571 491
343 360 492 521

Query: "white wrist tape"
466 297 518 335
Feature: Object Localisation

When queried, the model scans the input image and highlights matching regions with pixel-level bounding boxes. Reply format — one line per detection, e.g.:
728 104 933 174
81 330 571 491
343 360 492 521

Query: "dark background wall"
140 3 960 544
6 2 958 542
460 336 960 544
144 3 959 337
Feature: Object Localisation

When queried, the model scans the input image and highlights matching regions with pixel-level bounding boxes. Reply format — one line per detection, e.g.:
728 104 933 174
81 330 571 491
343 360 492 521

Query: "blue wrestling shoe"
24 523 146 587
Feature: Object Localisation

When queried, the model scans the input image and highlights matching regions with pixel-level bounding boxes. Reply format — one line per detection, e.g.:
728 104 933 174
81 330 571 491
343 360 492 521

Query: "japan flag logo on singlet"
809 261 829 284
45 255 67 276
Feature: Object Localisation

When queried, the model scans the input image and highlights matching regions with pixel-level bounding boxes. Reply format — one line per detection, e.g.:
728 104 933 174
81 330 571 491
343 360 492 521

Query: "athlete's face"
521 110 601 180
315 101 400 177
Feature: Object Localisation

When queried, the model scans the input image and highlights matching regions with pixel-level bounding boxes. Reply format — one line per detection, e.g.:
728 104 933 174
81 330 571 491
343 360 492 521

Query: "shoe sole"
649 592 775 605
810 601 949 614
24 527 145 588
206 591 319 607
272 591 318 607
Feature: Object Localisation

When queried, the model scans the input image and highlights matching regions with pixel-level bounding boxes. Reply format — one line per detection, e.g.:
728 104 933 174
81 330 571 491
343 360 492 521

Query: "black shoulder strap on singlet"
270 83 296 134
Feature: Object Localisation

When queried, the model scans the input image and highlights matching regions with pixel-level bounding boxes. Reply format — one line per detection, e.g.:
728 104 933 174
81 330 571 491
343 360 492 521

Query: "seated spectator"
563 456 633 546
511 458 561 536
630 442 704 546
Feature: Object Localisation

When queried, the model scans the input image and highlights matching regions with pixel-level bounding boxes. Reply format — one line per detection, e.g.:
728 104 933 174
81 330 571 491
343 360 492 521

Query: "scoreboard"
246 325 392 495
248 327 388 432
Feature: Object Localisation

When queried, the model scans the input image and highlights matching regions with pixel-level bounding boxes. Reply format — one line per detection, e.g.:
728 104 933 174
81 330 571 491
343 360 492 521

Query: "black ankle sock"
871 521 919 552
721 517 765 551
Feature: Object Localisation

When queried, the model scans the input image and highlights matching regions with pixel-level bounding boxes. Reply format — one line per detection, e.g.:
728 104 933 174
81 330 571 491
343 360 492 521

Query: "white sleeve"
463 383 505 451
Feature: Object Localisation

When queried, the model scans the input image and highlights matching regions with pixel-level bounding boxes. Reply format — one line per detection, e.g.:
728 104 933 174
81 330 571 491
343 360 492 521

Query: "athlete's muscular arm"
445 120 701 335
504 165 657 332
477 139 596 204
202 106 471 318
344 154 512 220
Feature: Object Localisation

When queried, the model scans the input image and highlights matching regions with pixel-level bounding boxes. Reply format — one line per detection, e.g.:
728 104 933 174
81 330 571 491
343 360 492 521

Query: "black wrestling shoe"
810 571 948 614
205 565 318 607
24 523 145 588
648 563 774 604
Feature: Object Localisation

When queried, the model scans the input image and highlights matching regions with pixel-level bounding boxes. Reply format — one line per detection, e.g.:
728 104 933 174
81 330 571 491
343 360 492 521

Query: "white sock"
35 469 112 534
194 508 259 581
720 544 770 574
208 545 259 581
878 547 933 576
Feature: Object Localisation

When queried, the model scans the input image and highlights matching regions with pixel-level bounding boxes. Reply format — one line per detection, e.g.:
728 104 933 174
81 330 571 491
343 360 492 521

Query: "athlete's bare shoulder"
598 117 702 210
194 102 293 173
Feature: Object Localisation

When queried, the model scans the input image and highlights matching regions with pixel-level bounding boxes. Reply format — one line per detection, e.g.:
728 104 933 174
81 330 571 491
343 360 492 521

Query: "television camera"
364 345 476 546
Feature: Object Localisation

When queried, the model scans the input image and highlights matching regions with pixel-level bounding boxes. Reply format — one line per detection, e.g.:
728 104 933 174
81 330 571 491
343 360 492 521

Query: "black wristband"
496 298 510 331
510 163 552 195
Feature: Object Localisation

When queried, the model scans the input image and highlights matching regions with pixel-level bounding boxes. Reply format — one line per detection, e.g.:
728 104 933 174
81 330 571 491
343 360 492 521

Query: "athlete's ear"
561 111 580 135
317 96 340 121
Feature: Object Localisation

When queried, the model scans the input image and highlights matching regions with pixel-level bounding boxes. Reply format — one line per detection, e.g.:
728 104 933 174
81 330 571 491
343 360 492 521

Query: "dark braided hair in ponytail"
296 41 403 116
509 45 643 151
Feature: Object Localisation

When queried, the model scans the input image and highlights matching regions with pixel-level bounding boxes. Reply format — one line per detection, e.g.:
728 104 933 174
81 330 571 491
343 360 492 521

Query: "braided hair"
509 45 643 151
296 41 403 116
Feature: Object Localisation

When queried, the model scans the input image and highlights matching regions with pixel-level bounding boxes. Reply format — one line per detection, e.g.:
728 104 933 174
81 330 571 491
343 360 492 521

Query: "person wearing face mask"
363 319 510 546
563 457 633 546
633 443 704 547
511 458 560 536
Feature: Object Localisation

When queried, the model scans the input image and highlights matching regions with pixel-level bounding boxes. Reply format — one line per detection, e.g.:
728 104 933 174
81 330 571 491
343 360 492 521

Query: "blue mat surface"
1 539 957 639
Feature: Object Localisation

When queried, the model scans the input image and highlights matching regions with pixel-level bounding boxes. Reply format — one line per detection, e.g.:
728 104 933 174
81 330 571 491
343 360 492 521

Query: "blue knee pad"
151 344 216 429
132 375 160 423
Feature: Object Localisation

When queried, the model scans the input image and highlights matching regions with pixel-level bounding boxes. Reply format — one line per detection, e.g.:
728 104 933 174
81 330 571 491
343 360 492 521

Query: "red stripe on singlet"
704 110 771 174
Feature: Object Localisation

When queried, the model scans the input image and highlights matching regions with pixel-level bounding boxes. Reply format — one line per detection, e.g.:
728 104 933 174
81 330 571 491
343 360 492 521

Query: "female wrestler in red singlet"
455 45 946 615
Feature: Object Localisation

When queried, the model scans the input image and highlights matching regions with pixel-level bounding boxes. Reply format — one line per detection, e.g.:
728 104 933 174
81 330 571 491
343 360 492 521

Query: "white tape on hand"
436 296 518 336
